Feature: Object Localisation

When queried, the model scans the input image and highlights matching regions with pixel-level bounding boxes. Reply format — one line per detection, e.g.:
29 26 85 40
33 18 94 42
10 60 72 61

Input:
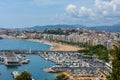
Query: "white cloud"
66 4 77 17
66 0 120 21
78 6 95 18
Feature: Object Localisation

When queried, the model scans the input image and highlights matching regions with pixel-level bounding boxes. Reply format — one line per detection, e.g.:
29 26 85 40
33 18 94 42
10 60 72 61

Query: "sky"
0 0 120 28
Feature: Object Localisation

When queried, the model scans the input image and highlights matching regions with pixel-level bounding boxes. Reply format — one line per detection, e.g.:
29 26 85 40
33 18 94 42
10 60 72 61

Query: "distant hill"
15 24 120 32
24 24 86 31
88 24 120 32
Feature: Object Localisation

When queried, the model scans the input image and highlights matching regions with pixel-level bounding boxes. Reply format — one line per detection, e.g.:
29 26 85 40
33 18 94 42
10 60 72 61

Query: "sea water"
0 39 56 80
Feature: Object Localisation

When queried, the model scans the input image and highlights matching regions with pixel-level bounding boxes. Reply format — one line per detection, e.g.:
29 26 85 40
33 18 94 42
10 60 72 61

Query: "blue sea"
0 39 56 80
0 39 51 50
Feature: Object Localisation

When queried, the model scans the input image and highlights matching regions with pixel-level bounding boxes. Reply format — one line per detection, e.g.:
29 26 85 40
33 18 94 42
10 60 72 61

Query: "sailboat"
29 47 32 53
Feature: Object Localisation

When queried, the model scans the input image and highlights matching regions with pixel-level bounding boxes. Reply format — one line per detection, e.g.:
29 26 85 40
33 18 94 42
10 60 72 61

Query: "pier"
0 50 32 66
0 50 77 66
0 50 77 54
0 52 21 66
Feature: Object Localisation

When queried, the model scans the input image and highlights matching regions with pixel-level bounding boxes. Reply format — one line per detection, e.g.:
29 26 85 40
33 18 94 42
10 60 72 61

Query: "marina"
39 51 112 80
0 39 56 80
0 39 113 80
0 50 112 80
0 55 56 80
0 0 119 79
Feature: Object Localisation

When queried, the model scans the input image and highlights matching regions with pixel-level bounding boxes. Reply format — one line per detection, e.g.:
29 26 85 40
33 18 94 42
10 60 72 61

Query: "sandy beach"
27 39 84 51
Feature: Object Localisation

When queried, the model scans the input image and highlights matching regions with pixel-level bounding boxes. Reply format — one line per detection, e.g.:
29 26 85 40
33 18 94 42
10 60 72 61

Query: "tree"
15 71 32 80
55 74 69 80
78 44 109 62
107 45 120 80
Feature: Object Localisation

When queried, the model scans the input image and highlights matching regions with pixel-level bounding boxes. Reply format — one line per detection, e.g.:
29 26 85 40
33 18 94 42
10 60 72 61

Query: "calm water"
0 39 51 50
0 39 56 80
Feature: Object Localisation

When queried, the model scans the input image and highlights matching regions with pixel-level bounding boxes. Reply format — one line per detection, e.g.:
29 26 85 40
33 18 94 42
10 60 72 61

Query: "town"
0 28 120 50
0 28 120 80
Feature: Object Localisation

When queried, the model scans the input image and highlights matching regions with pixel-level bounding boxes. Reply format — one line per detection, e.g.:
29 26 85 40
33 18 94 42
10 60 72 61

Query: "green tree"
78 44 109 62
15 71 32 80
55 74 69 80
107 45 120 80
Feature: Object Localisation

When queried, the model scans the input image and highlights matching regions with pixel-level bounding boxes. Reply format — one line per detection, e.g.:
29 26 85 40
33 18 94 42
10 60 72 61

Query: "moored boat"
11 71 20 78
43 68 54 73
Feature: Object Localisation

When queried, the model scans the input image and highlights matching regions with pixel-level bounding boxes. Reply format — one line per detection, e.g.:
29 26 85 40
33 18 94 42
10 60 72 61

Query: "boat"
21 54 26 57
21 59 30 64
17 55 30 64
32 78 35 80
43 68 54 73
11 71 20 78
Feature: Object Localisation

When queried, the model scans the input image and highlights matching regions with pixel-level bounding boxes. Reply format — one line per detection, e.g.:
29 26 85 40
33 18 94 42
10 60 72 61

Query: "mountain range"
88 24 120 32
24 24 86 31
24 24 120 32
0 24 120 32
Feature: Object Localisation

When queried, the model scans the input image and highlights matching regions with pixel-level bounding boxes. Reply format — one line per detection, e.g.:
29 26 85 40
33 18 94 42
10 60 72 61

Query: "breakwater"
0 50 77 54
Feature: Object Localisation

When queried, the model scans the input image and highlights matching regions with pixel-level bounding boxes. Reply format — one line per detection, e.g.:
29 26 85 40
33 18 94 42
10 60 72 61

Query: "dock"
4 52 21 66
0 50 31 66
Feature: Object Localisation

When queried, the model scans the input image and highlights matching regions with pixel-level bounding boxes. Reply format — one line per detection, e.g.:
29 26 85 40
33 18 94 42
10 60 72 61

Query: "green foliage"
43 29 65 35
43 28 79 35
78 44 109 62
15 71 32 80
107 45 120 80
55 74 69 80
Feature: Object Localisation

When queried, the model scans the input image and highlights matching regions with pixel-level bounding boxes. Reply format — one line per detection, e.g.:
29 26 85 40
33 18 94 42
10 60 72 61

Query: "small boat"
21 54 26 57
43 68 54 73
11 71 20 78
32 78 35 80
21 59 30 64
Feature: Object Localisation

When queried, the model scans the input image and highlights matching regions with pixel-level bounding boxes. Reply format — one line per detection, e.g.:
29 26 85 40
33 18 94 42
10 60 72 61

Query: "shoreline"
26 39 84 51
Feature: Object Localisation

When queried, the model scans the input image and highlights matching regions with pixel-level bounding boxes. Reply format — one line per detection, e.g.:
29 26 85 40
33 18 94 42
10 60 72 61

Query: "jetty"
0 50 31 66
0 50 77 54
0 50 76 66
0 52 21 66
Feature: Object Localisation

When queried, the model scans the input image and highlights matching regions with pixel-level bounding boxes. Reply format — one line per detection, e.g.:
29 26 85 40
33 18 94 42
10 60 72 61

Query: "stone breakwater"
0 50 77 54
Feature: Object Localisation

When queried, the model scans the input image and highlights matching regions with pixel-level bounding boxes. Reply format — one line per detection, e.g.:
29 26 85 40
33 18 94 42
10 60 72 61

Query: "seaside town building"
41 28 119 49
1 28 120 49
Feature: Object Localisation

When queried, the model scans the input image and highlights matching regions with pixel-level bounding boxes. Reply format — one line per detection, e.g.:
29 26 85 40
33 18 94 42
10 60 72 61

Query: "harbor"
39 51 112 80
0 54 56 80
0 39 56 80
0 50 112 80
0 39 113 80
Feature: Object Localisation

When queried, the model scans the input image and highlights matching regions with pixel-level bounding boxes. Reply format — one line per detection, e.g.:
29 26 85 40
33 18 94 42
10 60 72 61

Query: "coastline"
27 39 84 51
